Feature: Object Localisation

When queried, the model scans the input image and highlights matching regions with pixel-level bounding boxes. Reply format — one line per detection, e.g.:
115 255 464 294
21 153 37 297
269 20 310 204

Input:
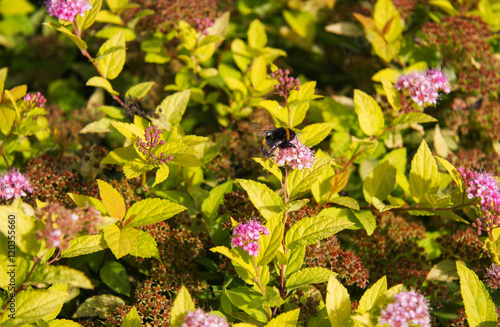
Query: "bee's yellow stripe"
285 128 290 141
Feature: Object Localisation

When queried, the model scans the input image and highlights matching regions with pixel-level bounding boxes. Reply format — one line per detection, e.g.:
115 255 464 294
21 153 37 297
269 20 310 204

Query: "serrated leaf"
237 179 283 220
285 216 354 249
287 81 321 127
152 164 169 187
326 275 351 327
330 197 360 210
281 199 309 213
409 140 439 203
62 234 108 258
121 306 141 327
257 218 283 266
125 81 155 99
211 246 256 279
354 90 384 136
171 286 196 327
258 100 288 124
435 156 462 190
288 158 331 199
357 276 387 313
353 210 376 236
77 0 102 31
97 179 126 220
381 78 401 111
101 146 139 165
129 229 159 259
86 76 119 95
363 160 397 204
329 171 350 194
456 261 498 327
49 319 85 327
285 247 305 278
152 90 191 130
100 261 130 296
231 38 251 72
125 198 186 228
226 287 269 323
299 123 335 147
103 225 140 259
286 267 336 290
265 308 300 327
434 124 449 158
248 19 267 49
97 31 126 80
253 157 282 182
393 112 437 127
79 117 114 133
72 294 125 319
201 181 233 221
28 265 93 289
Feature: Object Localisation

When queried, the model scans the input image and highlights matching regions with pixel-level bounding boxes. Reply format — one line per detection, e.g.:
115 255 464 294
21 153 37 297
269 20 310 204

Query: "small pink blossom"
0 169 33 200
45 0 92 22
485 264 500 289
379 290 431 327
194 18 214 35
182 308 228 327
395 69 450 106
458 168 500 209
24 92 47 108
276 137 315 170
231 219 269 257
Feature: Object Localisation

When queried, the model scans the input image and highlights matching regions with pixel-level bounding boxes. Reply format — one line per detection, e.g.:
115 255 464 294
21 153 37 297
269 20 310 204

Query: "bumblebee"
249 123 296 158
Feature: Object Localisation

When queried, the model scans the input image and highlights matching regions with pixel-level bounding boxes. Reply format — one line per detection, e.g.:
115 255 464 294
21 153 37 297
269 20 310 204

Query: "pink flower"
45 0 92 22
458 168 500 210
182 308 228 327
379 290 431 327
395 69 450 106
231 219 269 257
485 264 500 289
24 92 47 108
0 169 33 200
276 137 315 170
194 18 214 35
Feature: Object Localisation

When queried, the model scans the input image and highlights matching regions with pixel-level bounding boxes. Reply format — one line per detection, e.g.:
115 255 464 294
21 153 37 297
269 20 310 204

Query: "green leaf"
0 203 39 255
0 105 15 135
253 157 283 182
77 0 102 31
49 319 85 327
103 225 140 259
326 275 352 327
435 156 462 190
393 112 437 127
285 247 305 278
211 246 255 278
258 100 288 124
62 234 108 258
100 261 131 296
97 179 126 220
456 261 498 327
409 140 439 203
177 21 197 50
354 89 384 136
125 198 186 228
152 90 191 131
248 19 267 49
237 179 283 220
265 308 300 327
357 276 387 313
286 267 336 290
28 265 93 289
352 210 376 235
201 181 233 220
330 197 360 210
374 0 402 42
257 217 283 266
86 76 119 96
381 78 401 111
426 259 459 283
251 56 267 89
129 229 159 259
95 26 136 41
231 38 251 72
226 287 269 323
363 160 397 204
72 294 125 319
121 306 141 327
287 81 321 127
152 164 169 187
299 123 335 148
170 286 196 327
97 31 126 80
287 158 331 199
80 117 114 133
125 82 155 100
43 22 88 50
285 216 354 249
281 199 309 213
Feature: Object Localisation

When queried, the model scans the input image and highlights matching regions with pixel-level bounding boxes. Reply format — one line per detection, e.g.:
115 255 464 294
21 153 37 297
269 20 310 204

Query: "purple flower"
45 0 92 22
485 264 500 289
182 308 228 327
395 68 450 106
231 219 269 257
24 92 47 108
276 137 315 170
0 169 33 200
379 290 431 327
458 168 500 210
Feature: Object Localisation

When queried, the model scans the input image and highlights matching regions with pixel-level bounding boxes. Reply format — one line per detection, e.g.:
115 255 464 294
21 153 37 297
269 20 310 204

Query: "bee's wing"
248 122 275 136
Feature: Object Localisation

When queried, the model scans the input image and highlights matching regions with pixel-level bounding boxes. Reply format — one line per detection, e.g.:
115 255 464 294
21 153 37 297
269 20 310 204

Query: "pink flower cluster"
231 219 269 257
276 137 315 170
136 125 173 165
271 68 300 98
395 69 450 106
379 290 431 327
458 168 500 209
485 264 500 289
194 18 214 35
45 0 92 22
36 203 102 250
182 308 228 327
24 92 47 108
0 169 33 200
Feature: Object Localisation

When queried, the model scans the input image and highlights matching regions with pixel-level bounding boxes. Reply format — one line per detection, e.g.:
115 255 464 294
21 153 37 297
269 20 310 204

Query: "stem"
279 165 290 301
251 257 272 320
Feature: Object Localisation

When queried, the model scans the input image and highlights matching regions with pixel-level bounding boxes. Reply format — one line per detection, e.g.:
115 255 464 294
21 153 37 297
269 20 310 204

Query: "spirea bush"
0 0 499 326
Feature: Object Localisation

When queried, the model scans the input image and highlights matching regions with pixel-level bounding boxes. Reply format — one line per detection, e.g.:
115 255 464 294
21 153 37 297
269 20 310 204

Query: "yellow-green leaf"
363 159 397 204
77 0 102 31
409 140 439 203
97 179 126 220
265 308 300 327
435 156 462 190
236 179 283 220
210 246 256 279
248 19 267 49
97 31 126 80
152 164 169 187
86 76 119 96
381 78 401 111
103 225 139 259
62 234 108 258
286 267 336 290
28 265 94 289
357 276 387 313
121 306 141 327
125 81 155 100
125 198 186 228
326 275 352 327
354 89 384 136
43 22 88 50
129 230 159 259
